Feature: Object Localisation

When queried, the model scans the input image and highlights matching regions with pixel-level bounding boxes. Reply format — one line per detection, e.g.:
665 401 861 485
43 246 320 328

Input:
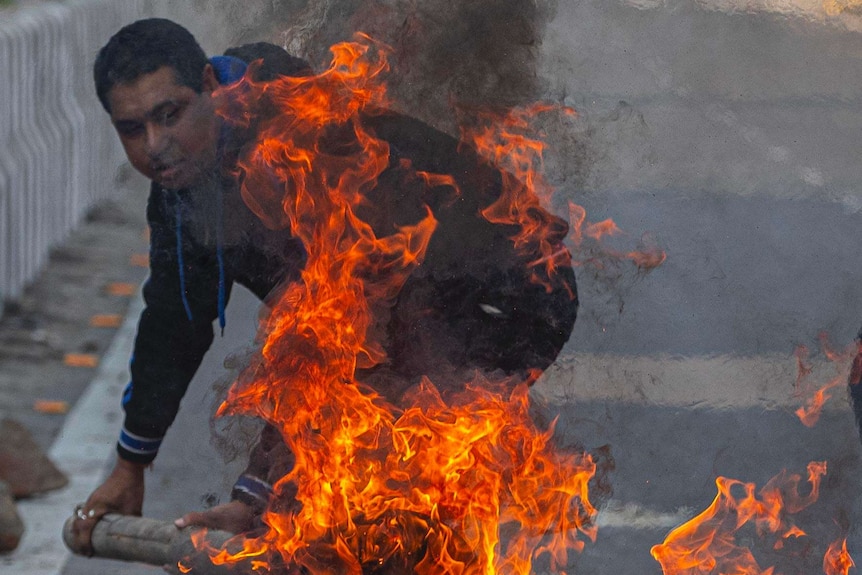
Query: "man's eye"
116 123 144 137
161 107 182 126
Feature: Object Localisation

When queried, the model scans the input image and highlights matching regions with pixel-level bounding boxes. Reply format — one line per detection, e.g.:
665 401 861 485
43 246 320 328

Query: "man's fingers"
70 515 97 556
70 503 112 556
175 502 255 533
174 511 209 529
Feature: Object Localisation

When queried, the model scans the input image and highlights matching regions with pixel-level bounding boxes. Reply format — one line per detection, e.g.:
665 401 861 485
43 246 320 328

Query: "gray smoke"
270 0 557 132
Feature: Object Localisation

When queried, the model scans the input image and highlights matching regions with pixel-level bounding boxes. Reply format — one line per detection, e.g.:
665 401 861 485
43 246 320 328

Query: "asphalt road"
37 187 862 575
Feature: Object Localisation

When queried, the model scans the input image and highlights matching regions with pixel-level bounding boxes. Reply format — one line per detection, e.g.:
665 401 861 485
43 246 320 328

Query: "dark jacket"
226 109 580 509
116 53 307 464
118 179 305 463
117 54 578 466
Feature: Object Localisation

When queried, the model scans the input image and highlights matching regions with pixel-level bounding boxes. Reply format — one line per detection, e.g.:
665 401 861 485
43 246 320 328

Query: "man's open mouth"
154 160 185 183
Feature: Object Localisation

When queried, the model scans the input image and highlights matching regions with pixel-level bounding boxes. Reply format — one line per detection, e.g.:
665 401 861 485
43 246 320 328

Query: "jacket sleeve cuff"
230 473 273 512
116 426 163 464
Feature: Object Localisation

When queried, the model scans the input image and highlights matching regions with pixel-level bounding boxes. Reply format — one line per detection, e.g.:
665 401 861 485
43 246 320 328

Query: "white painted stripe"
596 500 694 530
2 294 142 575
535 352 847 410
120 426 164 444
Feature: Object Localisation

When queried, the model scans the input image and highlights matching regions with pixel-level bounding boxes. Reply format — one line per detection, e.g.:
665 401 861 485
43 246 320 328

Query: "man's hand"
164 500 297 575
71 458 145 556
174 500 256 534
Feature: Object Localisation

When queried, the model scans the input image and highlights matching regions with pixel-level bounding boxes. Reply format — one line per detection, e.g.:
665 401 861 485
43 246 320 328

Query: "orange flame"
195 34 596 575
650 462 827 575
824 537 855 575
824 0 862 16
566 203 665 271
458 104 575 288
793 334 858 428
460 107 665 280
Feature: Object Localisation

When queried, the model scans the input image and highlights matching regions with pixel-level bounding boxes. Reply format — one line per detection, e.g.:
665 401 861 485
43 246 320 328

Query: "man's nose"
144 123 169 158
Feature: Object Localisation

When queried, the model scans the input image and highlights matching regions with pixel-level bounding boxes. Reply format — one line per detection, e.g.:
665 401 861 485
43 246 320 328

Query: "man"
73 17 578 554
72 18 310 552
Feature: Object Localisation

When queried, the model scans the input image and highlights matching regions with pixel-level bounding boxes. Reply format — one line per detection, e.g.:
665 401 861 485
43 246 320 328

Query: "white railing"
0 1 240 316
0 1 139 311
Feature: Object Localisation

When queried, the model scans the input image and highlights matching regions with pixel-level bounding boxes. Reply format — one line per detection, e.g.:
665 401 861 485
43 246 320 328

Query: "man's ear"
202 63 219 92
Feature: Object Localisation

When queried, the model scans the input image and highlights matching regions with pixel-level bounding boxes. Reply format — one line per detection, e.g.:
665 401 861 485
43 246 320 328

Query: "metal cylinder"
62 514 236 570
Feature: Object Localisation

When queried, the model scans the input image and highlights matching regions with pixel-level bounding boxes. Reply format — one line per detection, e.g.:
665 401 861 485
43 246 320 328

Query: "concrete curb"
2 291 142 575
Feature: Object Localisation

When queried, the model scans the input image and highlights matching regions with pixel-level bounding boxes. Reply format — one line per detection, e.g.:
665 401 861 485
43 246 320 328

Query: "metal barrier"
0 1 234 316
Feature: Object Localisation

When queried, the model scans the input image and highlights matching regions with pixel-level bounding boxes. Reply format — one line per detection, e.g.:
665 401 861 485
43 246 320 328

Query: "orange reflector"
90 314 123 328
130 253 149 267
106 282 136 296
64 353 99 368
33 400 70 414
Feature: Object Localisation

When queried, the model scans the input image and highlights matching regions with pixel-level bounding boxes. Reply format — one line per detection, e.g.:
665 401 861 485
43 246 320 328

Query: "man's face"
107 65 220 190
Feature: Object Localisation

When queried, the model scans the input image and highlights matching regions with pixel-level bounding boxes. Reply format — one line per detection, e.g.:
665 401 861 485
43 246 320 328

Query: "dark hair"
94 18 209 113
223 42 314 81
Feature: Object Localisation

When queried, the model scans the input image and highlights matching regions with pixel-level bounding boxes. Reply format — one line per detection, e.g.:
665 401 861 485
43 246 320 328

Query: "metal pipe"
62 511 442 575
62 514 241 573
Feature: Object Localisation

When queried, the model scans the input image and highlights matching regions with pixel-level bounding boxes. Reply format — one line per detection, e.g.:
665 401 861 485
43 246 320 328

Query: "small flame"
459 104 576 288
650 462 827 575
824 537 855 575
566 203 665 272
793 334 857 428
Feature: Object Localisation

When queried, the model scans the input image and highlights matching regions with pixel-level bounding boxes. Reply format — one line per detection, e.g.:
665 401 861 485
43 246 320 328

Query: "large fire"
180 35 616 574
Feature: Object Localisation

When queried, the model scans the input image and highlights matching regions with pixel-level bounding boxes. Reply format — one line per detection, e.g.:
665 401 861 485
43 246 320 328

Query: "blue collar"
209 55 248 85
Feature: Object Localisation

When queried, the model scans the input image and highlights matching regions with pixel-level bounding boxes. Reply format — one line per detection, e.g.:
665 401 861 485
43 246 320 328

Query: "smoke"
271 0 559 132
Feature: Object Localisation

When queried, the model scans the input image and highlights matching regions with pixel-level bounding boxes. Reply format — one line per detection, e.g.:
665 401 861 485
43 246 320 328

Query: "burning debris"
642 330 862 575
